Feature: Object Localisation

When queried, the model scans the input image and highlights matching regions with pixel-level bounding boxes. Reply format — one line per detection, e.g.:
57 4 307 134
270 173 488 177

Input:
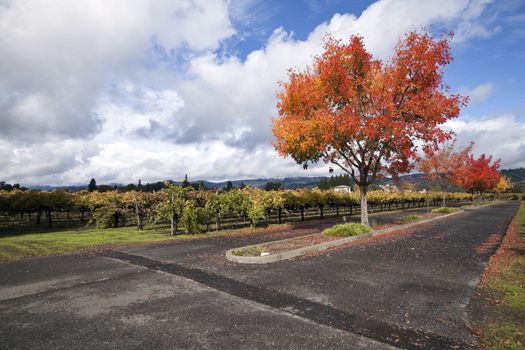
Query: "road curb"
226 210 464 264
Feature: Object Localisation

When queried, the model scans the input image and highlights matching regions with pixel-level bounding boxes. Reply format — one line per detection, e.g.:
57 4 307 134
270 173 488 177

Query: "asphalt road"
0 201 519 349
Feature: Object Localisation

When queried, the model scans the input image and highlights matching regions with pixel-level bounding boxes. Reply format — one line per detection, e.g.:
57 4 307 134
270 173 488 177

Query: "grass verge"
231 245 269 256
322 223 372 237
477 202 525 349
400 214 423 223
431 207 461 214
0 223 296 262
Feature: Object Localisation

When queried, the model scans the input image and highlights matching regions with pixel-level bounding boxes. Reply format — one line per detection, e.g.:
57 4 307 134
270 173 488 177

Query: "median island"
227 207 463 263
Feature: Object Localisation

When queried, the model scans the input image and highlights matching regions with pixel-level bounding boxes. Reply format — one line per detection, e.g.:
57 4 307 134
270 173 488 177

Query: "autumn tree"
493 176 511 199
418 140 471 207
122 191 160 230
273 31 466 225
156 183 191 236
451 152 501 200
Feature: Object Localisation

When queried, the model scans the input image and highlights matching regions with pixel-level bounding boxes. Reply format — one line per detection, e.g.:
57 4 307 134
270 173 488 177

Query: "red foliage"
272 31 467 224
451 149 501 195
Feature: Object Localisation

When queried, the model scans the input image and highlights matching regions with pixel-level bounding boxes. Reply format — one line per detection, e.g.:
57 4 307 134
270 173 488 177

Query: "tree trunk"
300 207 305 221
37 211 41 224
336 204 339 217
360 185 369 226
113 213 119 228
47 210 53 228
319 205 324 219
278 208 282 224
441 184 446 207
170 211 177 236
135 202 144 230
80 209 85 223
215 217 221 231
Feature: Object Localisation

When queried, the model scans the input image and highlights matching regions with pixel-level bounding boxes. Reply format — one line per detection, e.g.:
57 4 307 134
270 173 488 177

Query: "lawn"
0 222 304 262
479 202 525 349
0 226 181 262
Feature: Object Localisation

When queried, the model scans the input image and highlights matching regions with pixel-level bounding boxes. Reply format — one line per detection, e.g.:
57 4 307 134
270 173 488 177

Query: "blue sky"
230 0 525 118
0 0 524 185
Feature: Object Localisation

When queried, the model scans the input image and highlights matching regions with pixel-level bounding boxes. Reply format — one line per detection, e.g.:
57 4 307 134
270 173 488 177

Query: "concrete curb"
225 210 464 264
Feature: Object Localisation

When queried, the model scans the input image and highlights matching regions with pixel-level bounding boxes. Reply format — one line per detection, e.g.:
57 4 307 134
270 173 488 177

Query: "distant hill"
22 168 525 192
501 168 525 182
196 177 324 189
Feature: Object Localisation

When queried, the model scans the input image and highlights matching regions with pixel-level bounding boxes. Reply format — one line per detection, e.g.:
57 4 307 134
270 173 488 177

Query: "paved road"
0 201 519 349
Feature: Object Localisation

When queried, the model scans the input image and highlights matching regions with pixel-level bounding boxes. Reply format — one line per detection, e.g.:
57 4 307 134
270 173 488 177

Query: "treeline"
0 186 481 234
86 176 207 193
318 175 353 190
0 181 28 192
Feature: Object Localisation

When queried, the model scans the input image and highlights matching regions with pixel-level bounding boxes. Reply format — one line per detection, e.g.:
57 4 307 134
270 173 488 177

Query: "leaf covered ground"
470 202 525 349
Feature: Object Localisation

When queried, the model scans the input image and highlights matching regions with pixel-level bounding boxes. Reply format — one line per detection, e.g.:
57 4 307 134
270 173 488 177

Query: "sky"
0 0 524 186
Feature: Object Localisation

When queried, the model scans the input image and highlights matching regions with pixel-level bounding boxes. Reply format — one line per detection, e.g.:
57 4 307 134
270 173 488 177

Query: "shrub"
431 207 461 214
323 223 372 237
231 245 268 256
401 214 423 223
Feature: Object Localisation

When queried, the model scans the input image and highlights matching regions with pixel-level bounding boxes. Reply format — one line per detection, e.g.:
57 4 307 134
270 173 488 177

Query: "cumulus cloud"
1 0 514 186
446 114 525 168
0 0 233 142
172 0 495 148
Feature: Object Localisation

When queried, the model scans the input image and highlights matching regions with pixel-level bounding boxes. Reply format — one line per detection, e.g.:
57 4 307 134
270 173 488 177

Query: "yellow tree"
493 176 511 199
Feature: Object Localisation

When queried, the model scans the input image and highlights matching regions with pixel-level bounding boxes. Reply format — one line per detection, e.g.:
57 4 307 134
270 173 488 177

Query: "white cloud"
1 0 514 186
446 114 525 168
463 83 495 103
0 0 234 141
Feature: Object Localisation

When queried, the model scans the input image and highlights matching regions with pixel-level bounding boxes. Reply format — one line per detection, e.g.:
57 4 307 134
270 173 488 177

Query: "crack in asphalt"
104 250 474 350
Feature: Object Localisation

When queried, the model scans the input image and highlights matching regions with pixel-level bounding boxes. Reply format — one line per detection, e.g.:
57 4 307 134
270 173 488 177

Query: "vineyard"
0 186 484 235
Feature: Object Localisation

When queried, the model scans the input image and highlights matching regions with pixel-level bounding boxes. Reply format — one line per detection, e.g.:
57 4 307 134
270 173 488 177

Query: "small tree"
182 175 191 188
87 178 97 192
156 183 190 235
493 176 511 199
451 152 501 201
273 31 466 225
418 141 471 207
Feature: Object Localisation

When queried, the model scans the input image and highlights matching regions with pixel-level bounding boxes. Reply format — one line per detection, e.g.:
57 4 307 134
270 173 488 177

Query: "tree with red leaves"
418 141 471 207
273 31 467 225
451 150 501 201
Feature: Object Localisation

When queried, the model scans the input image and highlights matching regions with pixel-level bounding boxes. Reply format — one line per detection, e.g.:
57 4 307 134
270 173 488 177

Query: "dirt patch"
262 233 340 254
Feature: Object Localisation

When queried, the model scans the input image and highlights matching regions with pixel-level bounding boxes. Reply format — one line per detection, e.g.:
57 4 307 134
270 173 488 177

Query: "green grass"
0 226 172 261
481 202 525 349
231 245 269 256
323 223 372 237
431 207 461 214
400 214 423 223
0 225 236 262
483 323 524 350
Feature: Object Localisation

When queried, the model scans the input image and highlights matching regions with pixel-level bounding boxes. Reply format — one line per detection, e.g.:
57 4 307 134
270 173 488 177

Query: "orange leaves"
450 145 502 194
272 30 466 187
